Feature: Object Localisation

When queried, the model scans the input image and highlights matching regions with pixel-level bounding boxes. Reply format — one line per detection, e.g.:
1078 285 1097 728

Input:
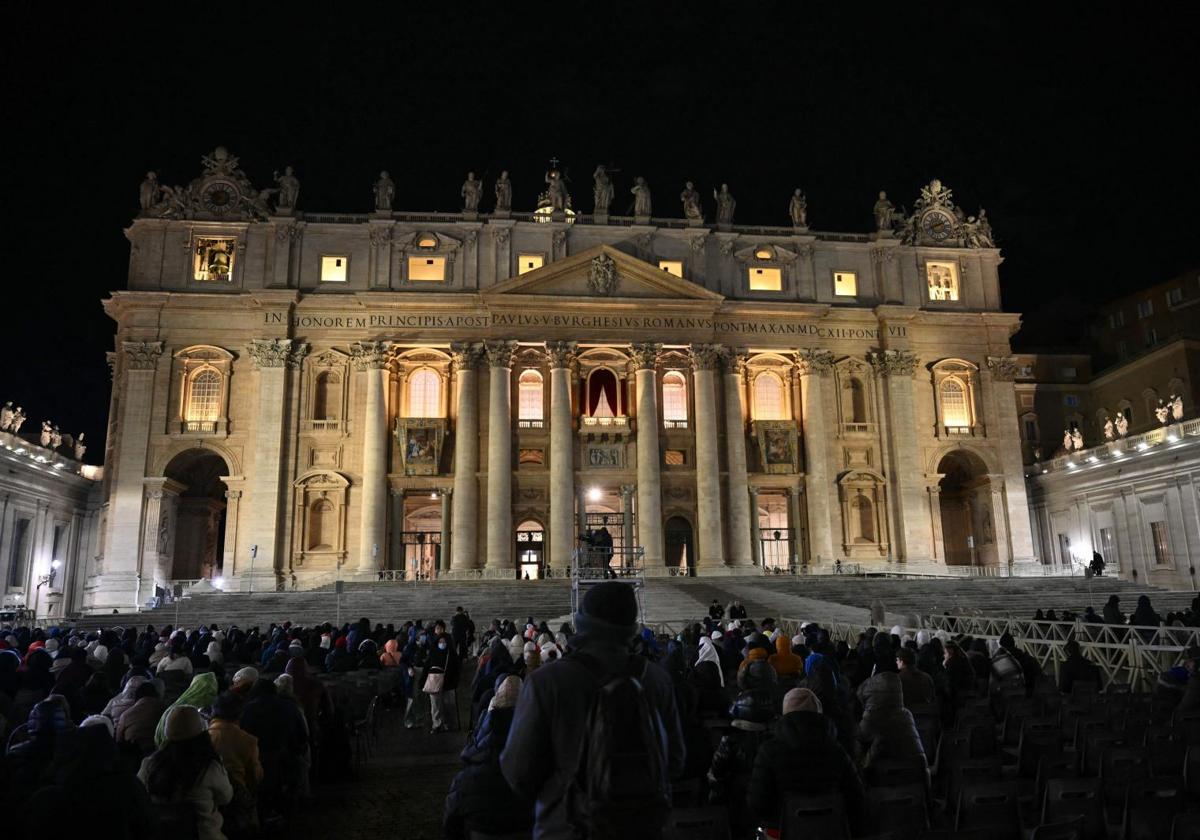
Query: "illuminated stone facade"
89 151 1036 609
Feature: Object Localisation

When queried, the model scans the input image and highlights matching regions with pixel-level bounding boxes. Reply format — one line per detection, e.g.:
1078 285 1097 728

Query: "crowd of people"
1 583 1198 839
1028 592 1200 628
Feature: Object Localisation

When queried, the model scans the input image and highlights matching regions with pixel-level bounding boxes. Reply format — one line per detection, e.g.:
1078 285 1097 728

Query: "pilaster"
484 340 517 571
547 341 577 570
720 349 753 566
690 344 725 568
796 349 835 563
351 340 391 573
450 343 481 570
631 343 664 566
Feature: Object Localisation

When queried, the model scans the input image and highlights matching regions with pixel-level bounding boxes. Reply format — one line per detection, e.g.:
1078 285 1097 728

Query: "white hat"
711 630 723 640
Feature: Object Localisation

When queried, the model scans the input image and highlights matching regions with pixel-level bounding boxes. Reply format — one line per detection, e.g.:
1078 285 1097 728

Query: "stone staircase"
76 574 1188 632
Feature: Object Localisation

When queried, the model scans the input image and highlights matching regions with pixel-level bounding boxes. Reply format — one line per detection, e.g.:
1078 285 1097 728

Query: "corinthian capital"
986 355 1020 381
350 341 391 370
628 342 662 370
121 341 164 371
794 348 835 376
450 341 481 371
719 347 749 376
248 339 293 369
483 339 518 369
545 340 578 369
689 343 724 371
868 349 920 377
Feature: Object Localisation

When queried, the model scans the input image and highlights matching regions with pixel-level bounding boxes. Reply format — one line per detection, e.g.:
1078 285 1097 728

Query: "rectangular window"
1144 328 1158 347
833 271 857 297
1064 394 1079 407
1150 520 1170 565
1166 287 1183 306
1098 527 1118 570
7 517 31 587
926 260 960 301
1136 299 1153 318
192 237 236 282
664 449 686 466
658 260 684 278
749 267 782 291
320 255 348 282
517 254 544 275
1116 340 1128 359
1109 310 1125 329
1022 418 1037 440
408 256 446 282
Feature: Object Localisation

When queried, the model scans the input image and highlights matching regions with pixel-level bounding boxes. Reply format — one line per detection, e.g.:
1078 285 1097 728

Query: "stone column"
243 340 305 584
352 341 391 574
788 487 805 565
485 340 517 571
450 344 481 571
439 488 453 572
748 486 762 567
577 486 589 544
141 478 185 594
870 349 932 561
221 484 243 579
630 344 664 566
986 356 1037 563
690 344 726 569
547 341 577 571
100 341 163 609
388 489 405 572
927 483 944 561
796 350 836 563
721 349 753 566
620 485 636 561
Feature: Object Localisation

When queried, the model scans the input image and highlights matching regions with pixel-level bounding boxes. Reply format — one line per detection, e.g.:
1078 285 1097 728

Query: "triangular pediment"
483 244 724 302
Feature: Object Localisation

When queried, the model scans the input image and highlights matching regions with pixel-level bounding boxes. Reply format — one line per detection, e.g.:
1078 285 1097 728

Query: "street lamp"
249 544 258 594
35 560 63 625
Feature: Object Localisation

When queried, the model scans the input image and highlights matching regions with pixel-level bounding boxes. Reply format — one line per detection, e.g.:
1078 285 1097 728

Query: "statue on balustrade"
680 181 703 221
789 188 808 228
631 177 652 217
713 183 735 225
0 402 13 431
1103 417 1114 441
9 408 24 434
1115 413 1129 437
1155 400 1170 426
873 191 895 231
1070 428 1083 451
592 165 614 214
40 421 52 447
1171 394 1184 422
373 171 395 211
494 170 512 212
273 166 300 209
461 172 482 212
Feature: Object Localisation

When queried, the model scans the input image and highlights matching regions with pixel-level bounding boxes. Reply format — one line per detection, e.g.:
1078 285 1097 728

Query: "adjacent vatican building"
89 148 1036 610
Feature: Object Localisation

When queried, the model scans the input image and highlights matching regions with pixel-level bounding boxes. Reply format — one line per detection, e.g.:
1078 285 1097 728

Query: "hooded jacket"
749 711 865 830
857 671 926 767
444 693 534 839
768 634 803 678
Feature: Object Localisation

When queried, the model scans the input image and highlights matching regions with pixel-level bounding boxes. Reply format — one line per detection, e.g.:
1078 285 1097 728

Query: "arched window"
940 377 971 428
186 369 222 423
587 368 619 417
307 498 334 550
848 378 867 423
313 371 342 421
407 369 441 418
753 372 786 420
662 371 688 427
518 369 543 422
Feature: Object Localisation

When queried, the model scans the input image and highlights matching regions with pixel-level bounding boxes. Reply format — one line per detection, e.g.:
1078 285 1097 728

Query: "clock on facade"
920 210 956 242
200 179 241 214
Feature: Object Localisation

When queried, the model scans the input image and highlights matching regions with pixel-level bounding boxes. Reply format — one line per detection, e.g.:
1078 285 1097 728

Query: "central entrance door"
400 532 440 579
516 520 545 579
664 516 694 576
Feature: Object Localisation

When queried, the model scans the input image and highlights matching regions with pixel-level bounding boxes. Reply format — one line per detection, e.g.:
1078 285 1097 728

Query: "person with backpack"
500 580 685 840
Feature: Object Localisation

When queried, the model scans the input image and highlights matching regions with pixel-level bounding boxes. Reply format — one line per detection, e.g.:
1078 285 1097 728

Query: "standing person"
138 705 233 840
451 607 471 659
500 581 684 839
425 631 461 734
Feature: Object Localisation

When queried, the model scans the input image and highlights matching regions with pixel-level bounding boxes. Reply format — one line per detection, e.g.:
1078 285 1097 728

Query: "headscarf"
696 637 724 686
154 671 218 747
507 634 525 663
488 674 523 711
274 673 295 698
232 667 259 693
81 714 116 737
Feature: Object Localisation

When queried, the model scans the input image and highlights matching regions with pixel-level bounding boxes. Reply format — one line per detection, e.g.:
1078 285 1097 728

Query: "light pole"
248 545 258 594
35 559 62 626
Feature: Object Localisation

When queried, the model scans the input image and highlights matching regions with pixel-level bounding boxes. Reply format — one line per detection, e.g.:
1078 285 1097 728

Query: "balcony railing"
841 422 876 434
180 420 218 434
580 415 629 429
304 419 343 432
943 424 978 437
517 419 544 429
663 419 689 430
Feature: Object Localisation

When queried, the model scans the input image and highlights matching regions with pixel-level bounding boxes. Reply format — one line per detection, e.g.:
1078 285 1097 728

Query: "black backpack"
565 652 672 839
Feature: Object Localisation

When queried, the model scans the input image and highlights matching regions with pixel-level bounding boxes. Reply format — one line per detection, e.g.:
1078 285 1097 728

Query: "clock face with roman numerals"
201 179 241 214
921 210 955 242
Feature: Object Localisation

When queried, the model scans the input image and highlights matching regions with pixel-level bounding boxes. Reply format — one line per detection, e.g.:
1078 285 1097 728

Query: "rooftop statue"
631 177 652 217
494 170 512 212
373 171 395 211
1103 417 1114 441
680 181 703 221
1115 413 1129 437
873 190 895 231
1172 393 1184 421
713 183 735 225
0 402 13 431
789 188 808 228
545 163 569 212
461 171 482 212
139 172 160 212
273 166 300 210
593 165 614 214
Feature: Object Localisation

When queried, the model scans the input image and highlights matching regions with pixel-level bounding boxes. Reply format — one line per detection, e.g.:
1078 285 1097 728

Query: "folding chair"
1040 777 1103 840
780 793 849 840
955 781 1021 840
1029 815 1085 840
1121 777 1187 840
665 806 731 840
865 783 929 840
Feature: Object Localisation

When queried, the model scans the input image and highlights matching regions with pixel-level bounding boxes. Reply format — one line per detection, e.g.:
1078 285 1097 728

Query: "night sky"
3 6 1197 459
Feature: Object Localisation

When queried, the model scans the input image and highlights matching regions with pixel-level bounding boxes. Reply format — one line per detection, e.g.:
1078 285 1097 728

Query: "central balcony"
579 414 631 441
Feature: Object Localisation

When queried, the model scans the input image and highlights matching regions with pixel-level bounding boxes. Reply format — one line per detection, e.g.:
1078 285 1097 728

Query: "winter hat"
232 667 259 690
489 674 523 711
274 673 294 697
523 641 537 655
791 634 805 649
540 642 561 659
576 581 638 632
163 705 206 741
44 638 59 654
711 630 723 641
91 644 109 664
80 714 115 737
783 687 823 715
916 630 931 647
